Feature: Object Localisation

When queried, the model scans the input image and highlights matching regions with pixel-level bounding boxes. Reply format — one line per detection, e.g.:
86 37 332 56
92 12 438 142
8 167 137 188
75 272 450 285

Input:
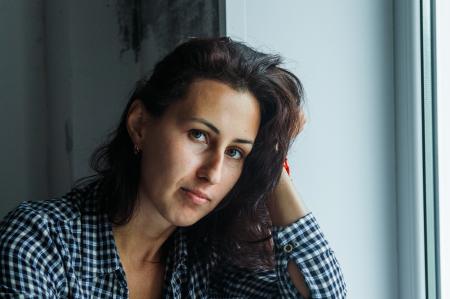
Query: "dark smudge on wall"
114 0 219 62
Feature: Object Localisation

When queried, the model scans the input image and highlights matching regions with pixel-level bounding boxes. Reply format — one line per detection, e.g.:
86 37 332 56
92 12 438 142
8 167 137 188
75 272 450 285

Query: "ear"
126 99 149 148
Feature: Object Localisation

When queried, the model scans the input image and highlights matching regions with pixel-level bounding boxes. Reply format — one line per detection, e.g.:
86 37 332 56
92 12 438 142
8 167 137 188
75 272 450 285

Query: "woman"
0 37 346 298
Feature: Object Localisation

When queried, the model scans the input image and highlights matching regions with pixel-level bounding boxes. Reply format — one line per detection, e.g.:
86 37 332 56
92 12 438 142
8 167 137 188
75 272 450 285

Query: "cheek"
167 142 199 176
215 166 242 198
143 137 200 183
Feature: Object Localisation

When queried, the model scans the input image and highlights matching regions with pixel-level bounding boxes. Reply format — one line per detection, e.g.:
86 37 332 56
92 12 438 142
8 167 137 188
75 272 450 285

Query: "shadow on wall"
114 0 220 62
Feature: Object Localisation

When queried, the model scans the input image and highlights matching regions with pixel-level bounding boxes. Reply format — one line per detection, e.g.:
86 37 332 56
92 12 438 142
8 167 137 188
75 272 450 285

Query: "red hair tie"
283 158 291 176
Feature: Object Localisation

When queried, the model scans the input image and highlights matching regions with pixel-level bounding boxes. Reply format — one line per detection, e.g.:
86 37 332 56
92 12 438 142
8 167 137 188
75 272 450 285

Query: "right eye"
189 129 208 143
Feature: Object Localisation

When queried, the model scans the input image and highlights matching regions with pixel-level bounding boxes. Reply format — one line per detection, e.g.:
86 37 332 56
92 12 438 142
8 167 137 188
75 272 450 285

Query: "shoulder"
0 195 80 234
0 182 99 261
0 181 109 297
0 199 78 295
0 196 80 261
0 181 100 232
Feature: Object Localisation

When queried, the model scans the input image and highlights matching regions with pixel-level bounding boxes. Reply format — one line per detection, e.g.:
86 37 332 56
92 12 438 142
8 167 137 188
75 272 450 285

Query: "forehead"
171 79 261 138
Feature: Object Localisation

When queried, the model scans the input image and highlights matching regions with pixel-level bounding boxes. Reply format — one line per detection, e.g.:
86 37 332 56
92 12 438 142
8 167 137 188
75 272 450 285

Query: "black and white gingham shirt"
0 183 346 298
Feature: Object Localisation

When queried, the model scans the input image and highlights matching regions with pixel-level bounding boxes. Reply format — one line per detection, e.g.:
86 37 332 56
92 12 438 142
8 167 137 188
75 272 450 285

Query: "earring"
133 144 141 155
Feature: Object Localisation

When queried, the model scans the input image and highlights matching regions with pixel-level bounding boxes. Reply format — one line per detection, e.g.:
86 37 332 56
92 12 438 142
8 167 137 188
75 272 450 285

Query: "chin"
170 214 202 227
173 220 199 227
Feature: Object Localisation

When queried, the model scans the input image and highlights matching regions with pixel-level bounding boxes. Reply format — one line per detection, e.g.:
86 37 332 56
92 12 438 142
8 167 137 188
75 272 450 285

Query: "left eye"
226 148 244 160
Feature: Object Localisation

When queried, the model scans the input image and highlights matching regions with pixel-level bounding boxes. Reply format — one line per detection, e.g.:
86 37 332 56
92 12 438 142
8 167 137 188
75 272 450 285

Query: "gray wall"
226 0 397 298
0 1 48 215
0 0 220 217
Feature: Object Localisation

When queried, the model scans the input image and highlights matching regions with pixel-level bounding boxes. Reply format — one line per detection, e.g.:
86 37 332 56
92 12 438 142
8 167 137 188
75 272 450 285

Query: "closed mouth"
181 187 211 201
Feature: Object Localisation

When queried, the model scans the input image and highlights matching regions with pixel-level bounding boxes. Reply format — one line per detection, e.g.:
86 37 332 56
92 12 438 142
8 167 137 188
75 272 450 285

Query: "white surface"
436 0 450 297
226 1 397 298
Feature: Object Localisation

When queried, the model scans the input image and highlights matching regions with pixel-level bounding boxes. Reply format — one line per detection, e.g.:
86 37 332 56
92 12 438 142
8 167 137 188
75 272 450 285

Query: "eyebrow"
187 117 254 145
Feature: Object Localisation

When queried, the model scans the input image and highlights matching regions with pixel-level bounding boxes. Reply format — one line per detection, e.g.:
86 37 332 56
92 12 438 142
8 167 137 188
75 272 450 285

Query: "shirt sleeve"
271 212 347 298
0 202 59 298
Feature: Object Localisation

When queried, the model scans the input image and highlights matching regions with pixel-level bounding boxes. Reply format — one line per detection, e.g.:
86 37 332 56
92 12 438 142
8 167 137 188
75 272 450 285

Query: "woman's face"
132 79 261 227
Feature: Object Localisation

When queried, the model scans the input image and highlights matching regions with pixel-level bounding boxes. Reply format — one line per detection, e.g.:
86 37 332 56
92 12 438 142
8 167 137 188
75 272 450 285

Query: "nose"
197 150 224 184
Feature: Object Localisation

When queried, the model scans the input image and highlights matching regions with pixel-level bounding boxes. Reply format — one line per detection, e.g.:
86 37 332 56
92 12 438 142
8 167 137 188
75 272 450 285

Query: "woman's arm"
267 168 347 298
266 169 311 297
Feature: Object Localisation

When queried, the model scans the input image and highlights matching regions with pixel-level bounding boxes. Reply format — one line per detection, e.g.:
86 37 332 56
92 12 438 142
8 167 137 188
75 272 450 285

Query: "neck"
112 195 176 267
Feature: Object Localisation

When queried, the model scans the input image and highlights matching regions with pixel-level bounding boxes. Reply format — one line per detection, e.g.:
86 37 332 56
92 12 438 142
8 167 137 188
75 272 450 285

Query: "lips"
181 187 211 204
181 188 210 200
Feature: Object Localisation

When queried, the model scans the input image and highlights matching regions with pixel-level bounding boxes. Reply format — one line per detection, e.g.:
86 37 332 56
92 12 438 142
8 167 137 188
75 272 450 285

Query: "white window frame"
435 0 449 297
396 0 441 298
394 1 427 298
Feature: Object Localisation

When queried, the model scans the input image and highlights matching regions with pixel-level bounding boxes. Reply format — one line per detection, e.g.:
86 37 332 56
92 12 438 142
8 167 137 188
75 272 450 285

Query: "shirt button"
283 244 293 253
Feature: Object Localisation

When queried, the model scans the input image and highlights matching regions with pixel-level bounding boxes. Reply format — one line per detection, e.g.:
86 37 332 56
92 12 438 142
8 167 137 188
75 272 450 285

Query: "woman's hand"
266 167 310 226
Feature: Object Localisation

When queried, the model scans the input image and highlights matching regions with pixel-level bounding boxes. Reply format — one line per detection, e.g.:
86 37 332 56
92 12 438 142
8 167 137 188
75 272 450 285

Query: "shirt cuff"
271 212 330 262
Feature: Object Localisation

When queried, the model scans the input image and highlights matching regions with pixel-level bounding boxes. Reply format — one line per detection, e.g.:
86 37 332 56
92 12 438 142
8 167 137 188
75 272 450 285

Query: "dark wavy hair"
81 37 304 270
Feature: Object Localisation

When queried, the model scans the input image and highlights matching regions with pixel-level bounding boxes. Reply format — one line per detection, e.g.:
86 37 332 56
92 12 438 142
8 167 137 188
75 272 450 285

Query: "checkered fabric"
0 183 346 298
